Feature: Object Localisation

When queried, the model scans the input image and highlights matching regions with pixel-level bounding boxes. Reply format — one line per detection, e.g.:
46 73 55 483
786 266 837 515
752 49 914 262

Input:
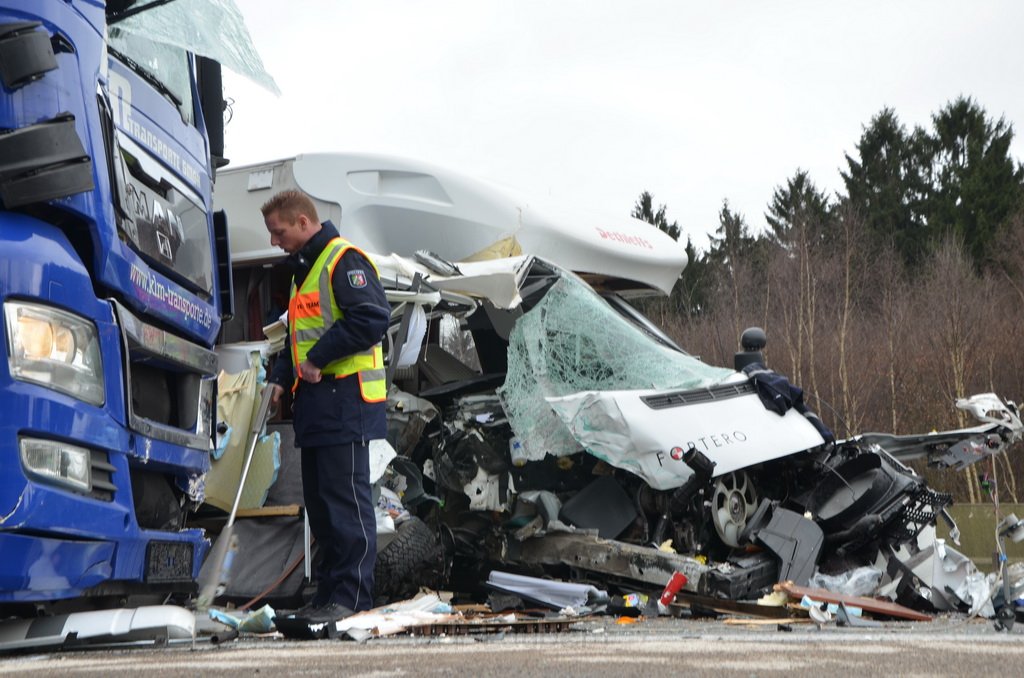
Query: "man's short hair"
260 189 319 224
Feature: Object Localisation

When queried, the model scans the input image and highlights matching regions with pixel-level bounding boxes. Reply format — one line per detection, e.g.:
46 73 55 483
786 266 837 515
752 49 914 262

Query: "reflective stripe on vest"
288 237 386 403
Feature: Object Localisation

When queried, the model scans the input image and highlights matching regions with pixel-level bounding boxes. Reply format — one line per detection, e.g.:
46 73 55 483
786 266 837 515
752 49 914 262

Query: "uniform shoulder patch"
347 269 368 288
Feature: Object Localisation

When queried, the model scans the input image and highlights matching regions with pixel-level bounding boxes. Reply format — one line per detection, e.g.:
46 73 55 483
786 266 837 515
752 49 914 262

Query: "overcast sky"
222 0 1024 250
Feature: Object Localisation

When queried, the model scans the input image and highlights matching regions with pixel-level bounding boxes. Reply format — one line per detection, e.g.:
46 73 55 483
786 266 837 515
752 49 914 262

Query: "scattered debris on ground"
203 251 1024 644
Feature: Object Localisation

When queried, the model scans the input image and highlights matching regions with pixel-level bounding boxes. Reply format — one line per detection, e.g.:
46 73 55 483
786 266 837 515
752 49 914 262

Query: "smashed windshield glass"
107 26 193 123
111 0 280 95
498 270 734 462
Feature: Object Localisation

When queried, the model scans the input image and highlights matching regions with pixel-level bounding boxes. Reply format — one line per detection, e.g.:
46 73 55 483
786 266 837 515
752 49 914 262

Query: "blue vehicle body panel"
0 533 115 602
0 1 222 604
0 1 221 347
102 58 221 346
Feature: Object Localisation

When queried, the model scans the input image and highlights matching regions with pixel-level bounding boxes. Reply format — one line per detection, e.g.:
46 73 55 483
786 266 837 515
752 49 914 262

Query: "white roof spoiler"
215 152 687 296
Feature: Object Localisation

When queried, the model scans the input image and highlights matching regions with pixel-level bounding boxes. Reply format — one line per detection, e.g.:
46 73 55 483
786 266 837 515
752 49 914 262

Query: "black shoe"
276 602 353 640
283 600 326 619
304 602 354 624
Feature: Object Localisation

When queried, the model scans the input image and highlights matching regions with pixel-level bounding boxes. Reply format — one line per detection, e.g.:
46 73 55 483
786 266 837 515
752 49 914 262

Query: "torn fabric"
207 357 280 511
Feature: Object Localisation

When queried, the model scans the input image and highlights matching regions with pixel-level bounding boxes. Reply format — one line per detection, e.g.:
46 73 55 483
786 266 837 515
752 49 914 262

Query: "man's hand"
298 360 323 383
268 383 285 407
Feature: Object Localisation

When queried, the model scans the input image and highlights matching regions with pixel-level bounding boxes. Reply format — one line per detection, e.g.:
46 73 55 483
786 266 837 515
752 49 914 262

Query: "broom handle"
226 384 275 527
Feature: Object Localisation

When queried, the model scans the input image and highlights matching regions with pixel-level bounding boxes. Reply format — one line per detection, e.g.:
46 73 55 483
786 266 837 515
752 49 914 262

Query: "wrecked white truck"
214 153 1023 615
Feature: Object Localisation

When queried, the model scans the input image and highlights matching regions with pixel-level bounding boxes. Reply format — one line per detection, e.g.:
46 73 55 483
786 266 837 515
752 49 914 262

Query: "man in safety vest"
264 190 389 623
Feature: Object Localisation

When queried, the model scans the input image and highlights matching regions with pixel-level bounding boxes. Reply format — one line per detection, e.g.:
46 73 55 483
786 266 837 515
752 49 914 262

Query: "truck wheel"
373 517 439 604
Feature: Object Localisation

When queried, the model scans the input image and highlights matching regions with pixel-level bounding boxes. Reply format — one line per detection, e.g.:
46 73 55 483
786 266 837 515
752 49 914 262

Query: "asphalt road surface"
2 616 1022 677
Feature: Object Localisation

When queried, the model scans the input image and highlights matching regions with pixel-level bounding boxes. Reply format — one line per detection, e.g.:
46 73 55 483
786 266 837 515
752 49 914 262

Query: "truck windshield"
117 137 215 298
107 0 280 96
107 27 194 125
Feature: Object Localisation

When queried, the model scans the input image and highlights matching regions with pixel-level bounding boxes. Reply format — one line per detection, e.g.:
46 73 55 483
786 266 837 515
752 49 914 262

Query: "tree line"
634 96 1024 502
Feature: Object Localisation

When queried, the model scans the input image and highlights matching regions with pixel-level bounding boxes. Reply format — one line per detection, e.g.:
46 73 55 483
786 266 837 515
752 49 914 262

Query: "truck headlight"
4 301 105 406
20 437 91 492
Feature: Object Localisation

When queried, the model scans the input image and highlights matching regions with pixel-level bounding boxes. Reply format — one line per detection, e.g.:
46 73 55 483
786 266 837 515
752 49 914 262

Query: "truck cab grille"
90 449 116 501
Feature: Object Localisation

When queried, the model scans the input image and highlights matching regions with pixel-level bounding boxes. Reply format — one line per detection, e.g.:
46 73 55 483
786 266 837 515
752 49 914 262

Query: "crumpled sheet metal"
510 532 708 591
850 394 1023 472
387 387 438 457
369 439 398 484
879 526 995 616
545 388 826 490
374 253 530 310
512 490 590 539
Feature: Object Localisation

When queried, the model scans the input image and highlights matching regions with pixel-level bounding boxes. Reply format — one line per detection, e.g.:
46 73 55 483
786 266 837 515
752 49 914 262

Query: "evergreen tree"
706 200 762 331
632 190 681 241
673 235 712 316
765 169 832 248
923 96 1024 266
840 108 930 265
629 191 702 314
708 199 756 268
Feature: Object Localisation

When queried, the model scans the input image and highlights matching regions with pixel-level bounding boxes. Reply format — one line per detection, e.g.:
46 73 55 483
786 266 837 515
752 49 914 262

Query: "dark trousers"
301 442 376 611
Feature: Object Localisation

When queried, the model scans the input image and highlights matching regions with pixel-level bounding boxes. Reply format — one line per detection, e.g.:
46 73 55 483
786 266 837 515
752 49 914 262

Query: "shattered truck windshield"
110 0 280 95
105 0 280 299
107 26 193 123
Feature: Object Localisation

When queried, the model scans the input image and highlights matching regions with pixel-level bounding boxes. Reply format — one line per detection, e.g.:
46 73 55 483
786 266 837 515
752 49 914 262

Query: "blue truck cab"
0 0 236 614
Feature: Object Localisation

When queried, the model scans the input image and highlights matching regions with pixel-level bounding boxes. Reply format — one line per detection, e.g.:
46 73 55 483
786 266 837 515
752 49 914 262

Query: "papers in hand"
262 311 287 354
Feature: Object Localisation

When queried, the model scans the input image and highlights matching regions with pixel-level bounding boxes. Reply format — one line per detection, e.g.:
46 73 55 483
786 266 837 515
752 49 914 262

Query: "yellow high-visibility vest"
288 237 386 402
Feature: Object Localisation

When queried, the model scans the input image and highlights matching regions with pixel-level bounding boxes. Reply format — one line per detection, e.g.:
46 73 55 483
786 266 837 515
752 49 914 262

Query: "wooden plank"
410 617 581 637
723 617 814 626
670 592 794 619
775 581 932 622
235 504 302 518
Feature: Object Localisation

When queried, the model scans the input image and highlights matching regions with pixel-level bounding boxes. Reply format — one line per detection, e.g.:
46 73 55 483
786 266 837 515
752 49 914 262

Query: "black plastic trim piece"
89 449 116 502
0 21 58 90
641 381 755 410
0 113 94 208
197 56 227 169
213 210 234 321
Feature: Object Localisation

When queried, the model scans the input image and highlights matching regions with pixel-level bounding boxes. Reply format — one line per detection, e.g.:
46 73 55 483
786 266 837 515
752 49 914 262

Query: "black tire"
373 516 440 603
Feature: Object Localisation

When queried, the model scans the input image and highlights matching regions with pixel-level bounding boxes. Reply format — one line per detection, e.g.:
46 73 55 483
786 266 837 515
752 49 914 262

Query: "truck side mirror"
196 56 228 170
734 326 766 372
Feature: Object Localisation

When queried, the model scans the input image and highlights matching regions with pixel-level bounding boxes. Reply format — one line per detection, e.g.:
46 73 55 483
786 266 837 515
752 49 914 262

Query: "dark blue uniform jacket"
269 221 390 447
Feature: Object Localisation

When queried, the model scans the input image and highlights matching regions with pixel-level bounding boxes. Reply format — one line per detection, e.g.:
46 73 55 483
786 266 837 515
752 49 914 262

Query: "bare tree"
915 239 993 502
